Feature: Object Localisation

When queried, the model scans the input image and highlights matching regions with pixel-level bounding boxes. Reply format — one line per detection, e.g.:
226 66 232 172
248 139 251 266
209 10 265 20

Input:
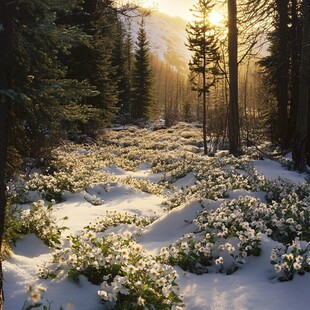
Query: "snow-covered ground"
3 125 310 309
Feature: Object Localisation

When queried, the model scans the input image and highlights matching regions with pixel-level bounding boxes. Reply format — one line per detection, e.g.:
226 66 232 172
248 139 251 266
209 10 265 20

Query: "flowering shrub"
162 171 237 210
25 172 77 202
19 200 68 248
266 194 310 243
270 238 310 281
53 230 183 309
160 191 310 279
159 197 265 274
260 178 310 203
84 210 158 233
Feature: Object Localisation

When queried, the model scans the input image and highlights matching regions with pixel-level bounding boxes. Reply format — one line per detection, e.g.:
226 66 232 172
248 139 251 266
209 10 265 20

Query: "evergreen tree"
259 0 303 148
0 0 96 307
7 0 97 160
112 20 132 123
63 0 119 135
131 18 154 122
186 0 220 154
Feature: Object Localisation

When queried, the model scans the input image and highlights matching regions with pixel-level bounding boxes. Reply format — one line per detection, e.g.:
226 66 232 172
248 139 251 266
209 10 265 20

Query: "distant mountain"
130 11 191 73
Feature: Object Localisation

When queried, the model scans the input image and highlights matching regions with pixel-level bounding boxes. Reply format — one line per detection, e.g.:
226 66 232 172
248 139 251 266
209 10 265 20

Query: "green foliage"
7 0 98 170
53 230 183 308
62 0 120 135
131 18 154 122
18 200 68 248
186 0 220 91
1 198 24 259
112 20 133 122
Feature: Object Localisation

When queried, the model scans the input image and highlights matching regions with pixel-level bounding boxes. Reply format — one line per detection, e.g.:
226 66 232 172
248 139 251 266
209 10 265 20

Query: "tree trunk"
228 0 240 155
289 0 301 137
292 0 310 170
275 0 290 148
202 70 208 155
0 1 13 308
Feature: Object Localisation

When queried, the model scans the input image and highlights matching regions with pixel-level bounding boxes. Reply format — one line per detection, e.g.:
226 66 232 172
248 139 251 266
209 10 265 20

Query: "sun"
208 11 224 26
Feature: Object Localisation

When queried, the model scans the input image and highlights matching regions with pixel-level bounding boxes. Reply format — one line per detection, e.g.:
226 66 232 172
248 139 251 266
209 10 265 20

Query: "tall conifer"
131 18 154 122
186 0 220 154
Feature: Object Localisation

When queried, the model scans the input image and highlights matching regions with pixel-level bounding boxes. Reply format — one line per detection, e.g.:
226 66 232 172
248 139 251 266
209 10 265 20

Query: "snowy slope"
3 125 310 310
129 11 191 72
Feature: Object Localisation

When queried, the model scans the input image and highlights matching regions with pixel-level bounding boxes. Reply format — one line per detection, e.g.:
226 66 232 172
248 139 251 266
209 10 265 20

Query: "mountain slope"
130 11 191 73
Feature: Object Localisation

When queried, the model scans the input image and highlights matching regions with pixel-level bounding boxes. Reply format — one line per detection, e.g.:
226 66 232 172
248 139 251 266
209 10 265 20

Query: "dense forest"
0 0 310 309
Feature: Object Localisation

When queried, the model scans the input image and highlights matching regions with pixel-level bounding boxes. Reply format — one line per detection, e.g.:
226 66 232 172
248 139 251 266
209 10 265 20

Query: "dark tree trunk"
0 1 13 308
292 0 310 170
202 70 208 155
289 0 301 137
228 0 240 156
275 0 290 148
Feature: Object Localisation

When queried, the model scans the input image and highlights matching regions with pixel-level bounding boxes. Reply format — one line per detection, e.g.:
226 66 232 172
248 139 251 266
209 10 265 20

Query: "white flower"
156 277 166 287
274 264 282 273
149 268 158 279
270 252 277 261
98 290 108 300
218 244 225 251
215 257 224 265
137 296 145 306
125 264 138 274
136 260 146 270
180 242 188 250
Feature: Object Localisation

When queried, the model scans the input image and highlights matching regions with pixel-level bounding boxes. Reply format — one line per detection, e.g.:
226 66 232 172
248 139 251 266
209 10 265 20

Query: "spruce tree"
112 20 132 123
63 0 119 135
7 0 98 159
0 0 97 307
186 0 220 154
131 18 154 122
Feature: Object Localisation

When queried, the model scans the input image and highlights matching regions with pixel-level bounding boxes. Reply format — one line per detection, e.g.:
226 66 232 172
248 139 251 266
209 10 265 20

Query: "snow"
3 132 310 310
253 159 308 184
128 11 191 72
138 201 203 254
180 233 310 310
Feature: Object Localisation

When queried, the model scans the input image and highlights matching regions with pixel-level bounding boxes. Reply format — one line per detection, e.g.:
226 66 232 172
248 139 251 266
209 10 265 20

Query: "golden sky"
141 0 197 21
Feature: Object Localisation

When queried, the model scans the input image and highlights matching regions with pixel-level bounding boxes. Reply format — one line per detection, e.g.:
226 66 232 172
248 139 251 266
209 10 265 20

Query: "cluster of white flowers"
15 125 310 290
160 191 309 278
19 200 67 248
84 210 158 234
270 238 310 281
53 228 182 308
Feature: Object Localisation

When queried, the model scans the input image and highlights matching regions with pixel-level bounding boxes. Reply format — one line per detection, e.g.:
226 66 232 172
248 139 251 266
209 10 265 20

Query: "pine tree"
112 20 132 123
186 0 220 154
258 0 303 148
131 18 154 122
6 0 98 159
0 0 97 307
63 0 119 135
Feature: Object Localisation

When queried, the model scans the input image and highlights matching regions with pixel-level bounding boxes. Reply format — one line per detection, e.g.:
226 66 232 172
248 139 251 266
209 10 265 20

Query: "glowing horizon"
141 0 196 21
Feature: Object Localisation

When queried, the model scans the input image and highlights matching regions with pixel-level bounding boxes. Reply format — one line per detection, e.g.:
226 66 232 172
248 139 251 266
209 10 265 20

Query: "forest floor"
3 123 310 310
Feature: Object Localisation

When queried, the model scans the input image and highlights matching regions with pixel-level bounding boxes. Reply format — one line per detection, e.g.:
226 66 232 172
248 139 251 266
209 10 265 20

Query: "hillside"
130 11 191 73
